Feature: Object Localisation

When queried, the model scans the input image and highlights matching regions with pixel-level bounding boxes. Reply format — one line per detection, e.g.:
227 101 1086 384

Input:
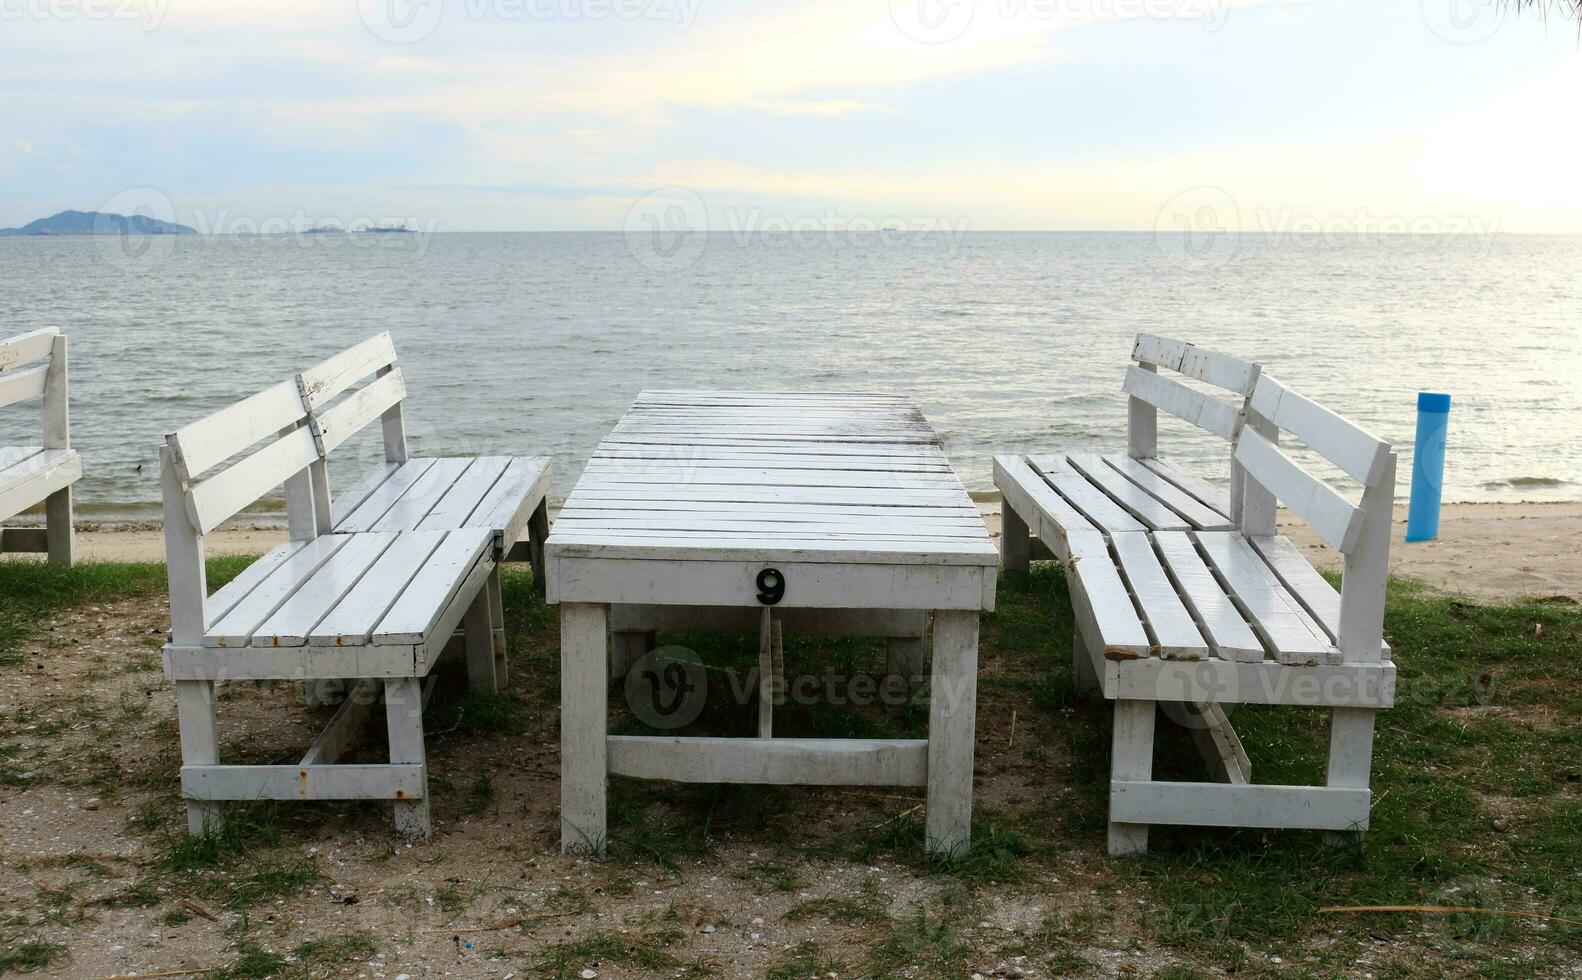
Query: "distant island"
302 223 414 234
0 210 198 237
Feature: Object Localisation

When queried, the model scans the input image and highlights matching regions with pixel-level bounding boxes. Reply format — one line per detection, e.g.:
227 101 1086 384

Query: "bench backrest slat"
1132 333 1260 396
1233 375 1395 663
1 328 70 453
0 328 58 373
1123 365 1240 441
1248 375 1390 487
0 364 48 410
1233 427 1365 552
312 368 406 455
1125 332 1262 526
185 426 320 535
298 332 398 410
167 379 307 478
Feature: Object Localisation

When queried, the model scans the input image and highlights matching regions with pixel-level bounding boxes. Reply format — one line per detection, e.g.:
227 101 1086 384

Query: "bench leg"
1324 706 1376 843
561 603 609 854
175 680 223 836
925 609 979 859
528 499 550 597
610 630 654 682
1000 502 1030 572
1072 632 1100 696
44 486 74 568
464 585 497 693
385 677 431 841
488 569 508 685
1108 699 1155 856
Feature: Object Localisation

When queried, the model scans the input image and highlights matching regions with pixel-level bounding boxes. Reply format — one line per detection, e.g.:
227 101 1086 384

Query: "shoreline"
10 500 1579 602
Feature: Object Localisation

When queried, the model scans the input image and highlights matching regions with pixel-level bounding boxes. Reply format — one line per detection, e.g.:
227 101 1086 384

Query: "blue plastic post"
1405 392 1451 542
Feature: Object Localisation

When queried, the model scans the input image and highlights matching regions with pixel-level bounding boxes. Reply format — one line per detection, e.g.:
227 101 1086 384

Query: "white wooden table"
546 390 998 857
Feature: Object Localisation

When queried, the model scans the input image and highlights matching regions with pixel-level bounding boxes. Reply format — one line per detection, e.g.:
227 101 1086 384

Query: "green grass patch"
0 938 68 973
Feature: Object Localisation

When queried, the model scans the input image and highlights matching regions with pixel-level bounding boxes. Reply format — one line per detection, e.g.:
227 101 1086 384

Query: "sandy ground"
44 501 1582 601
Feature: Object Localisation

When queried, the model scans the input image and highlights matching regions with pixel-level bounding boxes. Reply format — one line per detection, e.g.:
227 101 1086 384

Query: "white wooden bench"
0 328 79 566
161 336 551 840
995 334 1396 855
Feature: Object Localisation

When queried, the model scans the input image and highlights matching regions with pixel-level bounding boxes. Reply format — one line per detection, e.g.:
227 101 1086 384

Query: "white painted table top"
547 391 998 569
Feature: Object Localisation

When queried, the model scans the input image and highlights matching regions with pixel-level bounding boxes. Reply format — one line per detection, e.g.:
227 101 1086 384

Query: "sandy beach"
22 500 1582 602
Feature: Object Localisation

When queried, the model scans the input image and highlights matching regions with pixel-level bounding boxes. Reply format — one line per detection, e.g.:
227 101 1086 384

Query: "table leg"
561 602 609 854
925 609 979 858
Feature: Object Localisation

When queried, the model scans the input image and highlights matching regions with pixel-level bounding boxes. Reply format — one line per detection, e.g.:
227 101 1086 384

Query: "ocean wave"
1480 476 1576 489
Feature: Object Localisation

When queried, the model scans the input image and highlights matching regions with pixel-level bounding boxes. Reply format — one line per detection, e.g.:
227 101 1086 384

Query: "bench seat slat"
992 454 1097 562
206 539 309 625
0 449 80 519
1066 529 1151 659
250 532 399 647
310 532 448 646
1139 456 1231 518
328 461 402 528
335 458 437 531
205 535 351 647
1249 535 1392 661
1026 455 1145 533
415 457 509 532
1111 532 1208 659
369 457 472 532
1068 453 1191 531
372 529 493 645
1194 532 1338 666
1152 531 1265 662
1102 454 1234 530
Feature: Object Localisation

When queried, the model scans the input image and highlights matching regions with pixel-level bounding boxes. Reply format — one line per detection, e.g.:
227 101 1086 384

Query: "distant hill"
0 210 198 237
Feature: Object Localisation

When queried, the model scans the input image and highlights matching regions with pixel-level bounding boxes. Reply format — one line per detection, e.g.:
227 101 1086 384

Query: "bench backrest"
0 328 70 451
160 334 409 642
161 376 317 642
298 332 408 473
1235 374 1395 662
1125 333 1262 522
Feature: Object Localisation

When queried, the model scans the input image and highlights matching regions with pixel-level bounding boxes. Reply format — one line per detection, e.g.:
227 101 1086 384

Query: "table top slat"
550 390 997 569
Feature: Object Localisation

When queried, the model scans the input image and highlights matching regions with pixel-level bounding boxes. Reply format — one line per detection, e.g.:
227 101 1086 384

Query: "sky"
1 0 1579 233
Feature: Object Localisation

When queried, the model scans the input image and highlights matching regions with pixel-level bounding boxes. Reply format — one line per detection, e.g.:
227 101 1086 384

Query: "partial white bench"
161 339 551 840
996 334 1396 855
0 328 78 566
